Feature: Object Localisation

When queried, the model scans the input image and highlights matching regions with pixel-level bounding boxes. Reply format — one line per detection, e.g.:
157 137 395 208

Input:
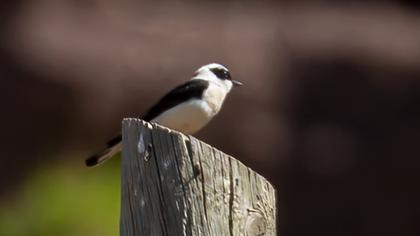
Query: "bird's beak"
232 80 243 87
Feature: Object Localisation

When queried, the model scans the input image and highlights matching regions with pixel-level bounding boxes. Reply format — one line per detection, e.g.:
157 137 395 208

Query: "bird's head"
192 63 242 92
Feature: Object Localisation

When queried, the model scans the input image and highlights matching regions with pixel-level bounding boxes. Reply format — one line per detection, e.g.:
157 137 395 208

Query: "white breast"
152 99 214 134
202 83 227 115
152 83 228 135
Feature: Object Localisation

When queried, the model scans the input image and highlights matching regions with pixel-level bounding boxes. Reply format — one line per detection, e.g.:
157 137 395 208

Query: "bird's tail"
85 141 122 167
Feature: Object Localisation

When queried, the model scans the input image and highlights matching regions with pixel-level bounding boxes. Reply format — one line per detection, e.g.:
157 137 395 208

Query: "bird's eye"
210 68 231 80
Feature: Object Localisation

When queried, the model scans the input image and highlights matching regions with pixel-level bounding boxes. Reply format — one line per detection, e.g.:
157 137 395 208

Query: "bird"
85 63 242 167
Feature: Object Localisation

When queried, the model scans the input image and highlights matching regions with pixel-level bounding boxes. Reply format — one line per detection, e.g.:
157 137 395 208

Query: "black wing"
142 79 209 121
94 79 209 154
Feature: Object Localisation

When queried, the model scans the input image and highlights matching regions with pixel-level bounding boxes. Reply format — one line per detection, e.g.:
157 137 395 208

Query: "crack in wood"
120 118 276 236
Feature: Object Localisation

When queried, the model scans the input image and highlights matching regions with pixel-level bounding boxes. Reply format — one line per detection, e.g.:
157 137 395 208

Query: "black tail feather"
106 135 122 147
85 149 110 167
85 141 122 167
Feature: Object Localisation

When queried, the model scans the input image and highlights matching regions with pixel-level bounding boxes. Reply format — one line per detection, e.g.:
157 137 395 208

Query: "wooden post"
120 118 277 236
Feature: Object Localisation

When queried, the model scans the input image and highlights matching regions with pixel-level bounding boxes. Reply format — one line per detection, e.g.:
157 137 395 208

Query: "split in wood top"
120 118 276 236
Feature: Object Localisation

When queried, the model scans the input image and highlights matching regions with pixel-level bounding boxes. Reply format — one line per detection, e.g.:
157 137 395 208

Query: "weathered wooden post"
120 118 276 236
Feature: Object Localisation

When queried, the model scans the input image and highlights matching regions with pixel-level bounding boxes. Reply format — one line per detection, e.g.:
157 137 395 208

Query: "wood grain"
120 118 276 236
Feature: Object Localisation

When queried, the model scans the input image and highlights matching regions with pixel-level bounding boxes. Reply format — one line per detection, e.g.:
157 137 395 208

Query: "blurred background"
1 0 420 235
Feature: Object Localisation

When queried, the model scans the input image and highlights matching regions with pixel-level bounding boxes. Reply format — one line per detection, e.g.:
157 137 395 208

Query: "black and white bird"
85 63 242 167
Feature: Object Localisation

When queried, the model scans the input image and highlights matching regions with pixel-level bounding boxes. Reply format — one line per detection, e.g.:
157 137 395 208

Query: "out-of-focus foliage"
0 158 120 236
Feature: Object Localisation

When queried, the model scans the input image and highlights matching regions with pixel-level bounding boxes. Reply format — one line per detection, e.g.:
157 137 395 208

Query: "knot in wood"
245 208 267 236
